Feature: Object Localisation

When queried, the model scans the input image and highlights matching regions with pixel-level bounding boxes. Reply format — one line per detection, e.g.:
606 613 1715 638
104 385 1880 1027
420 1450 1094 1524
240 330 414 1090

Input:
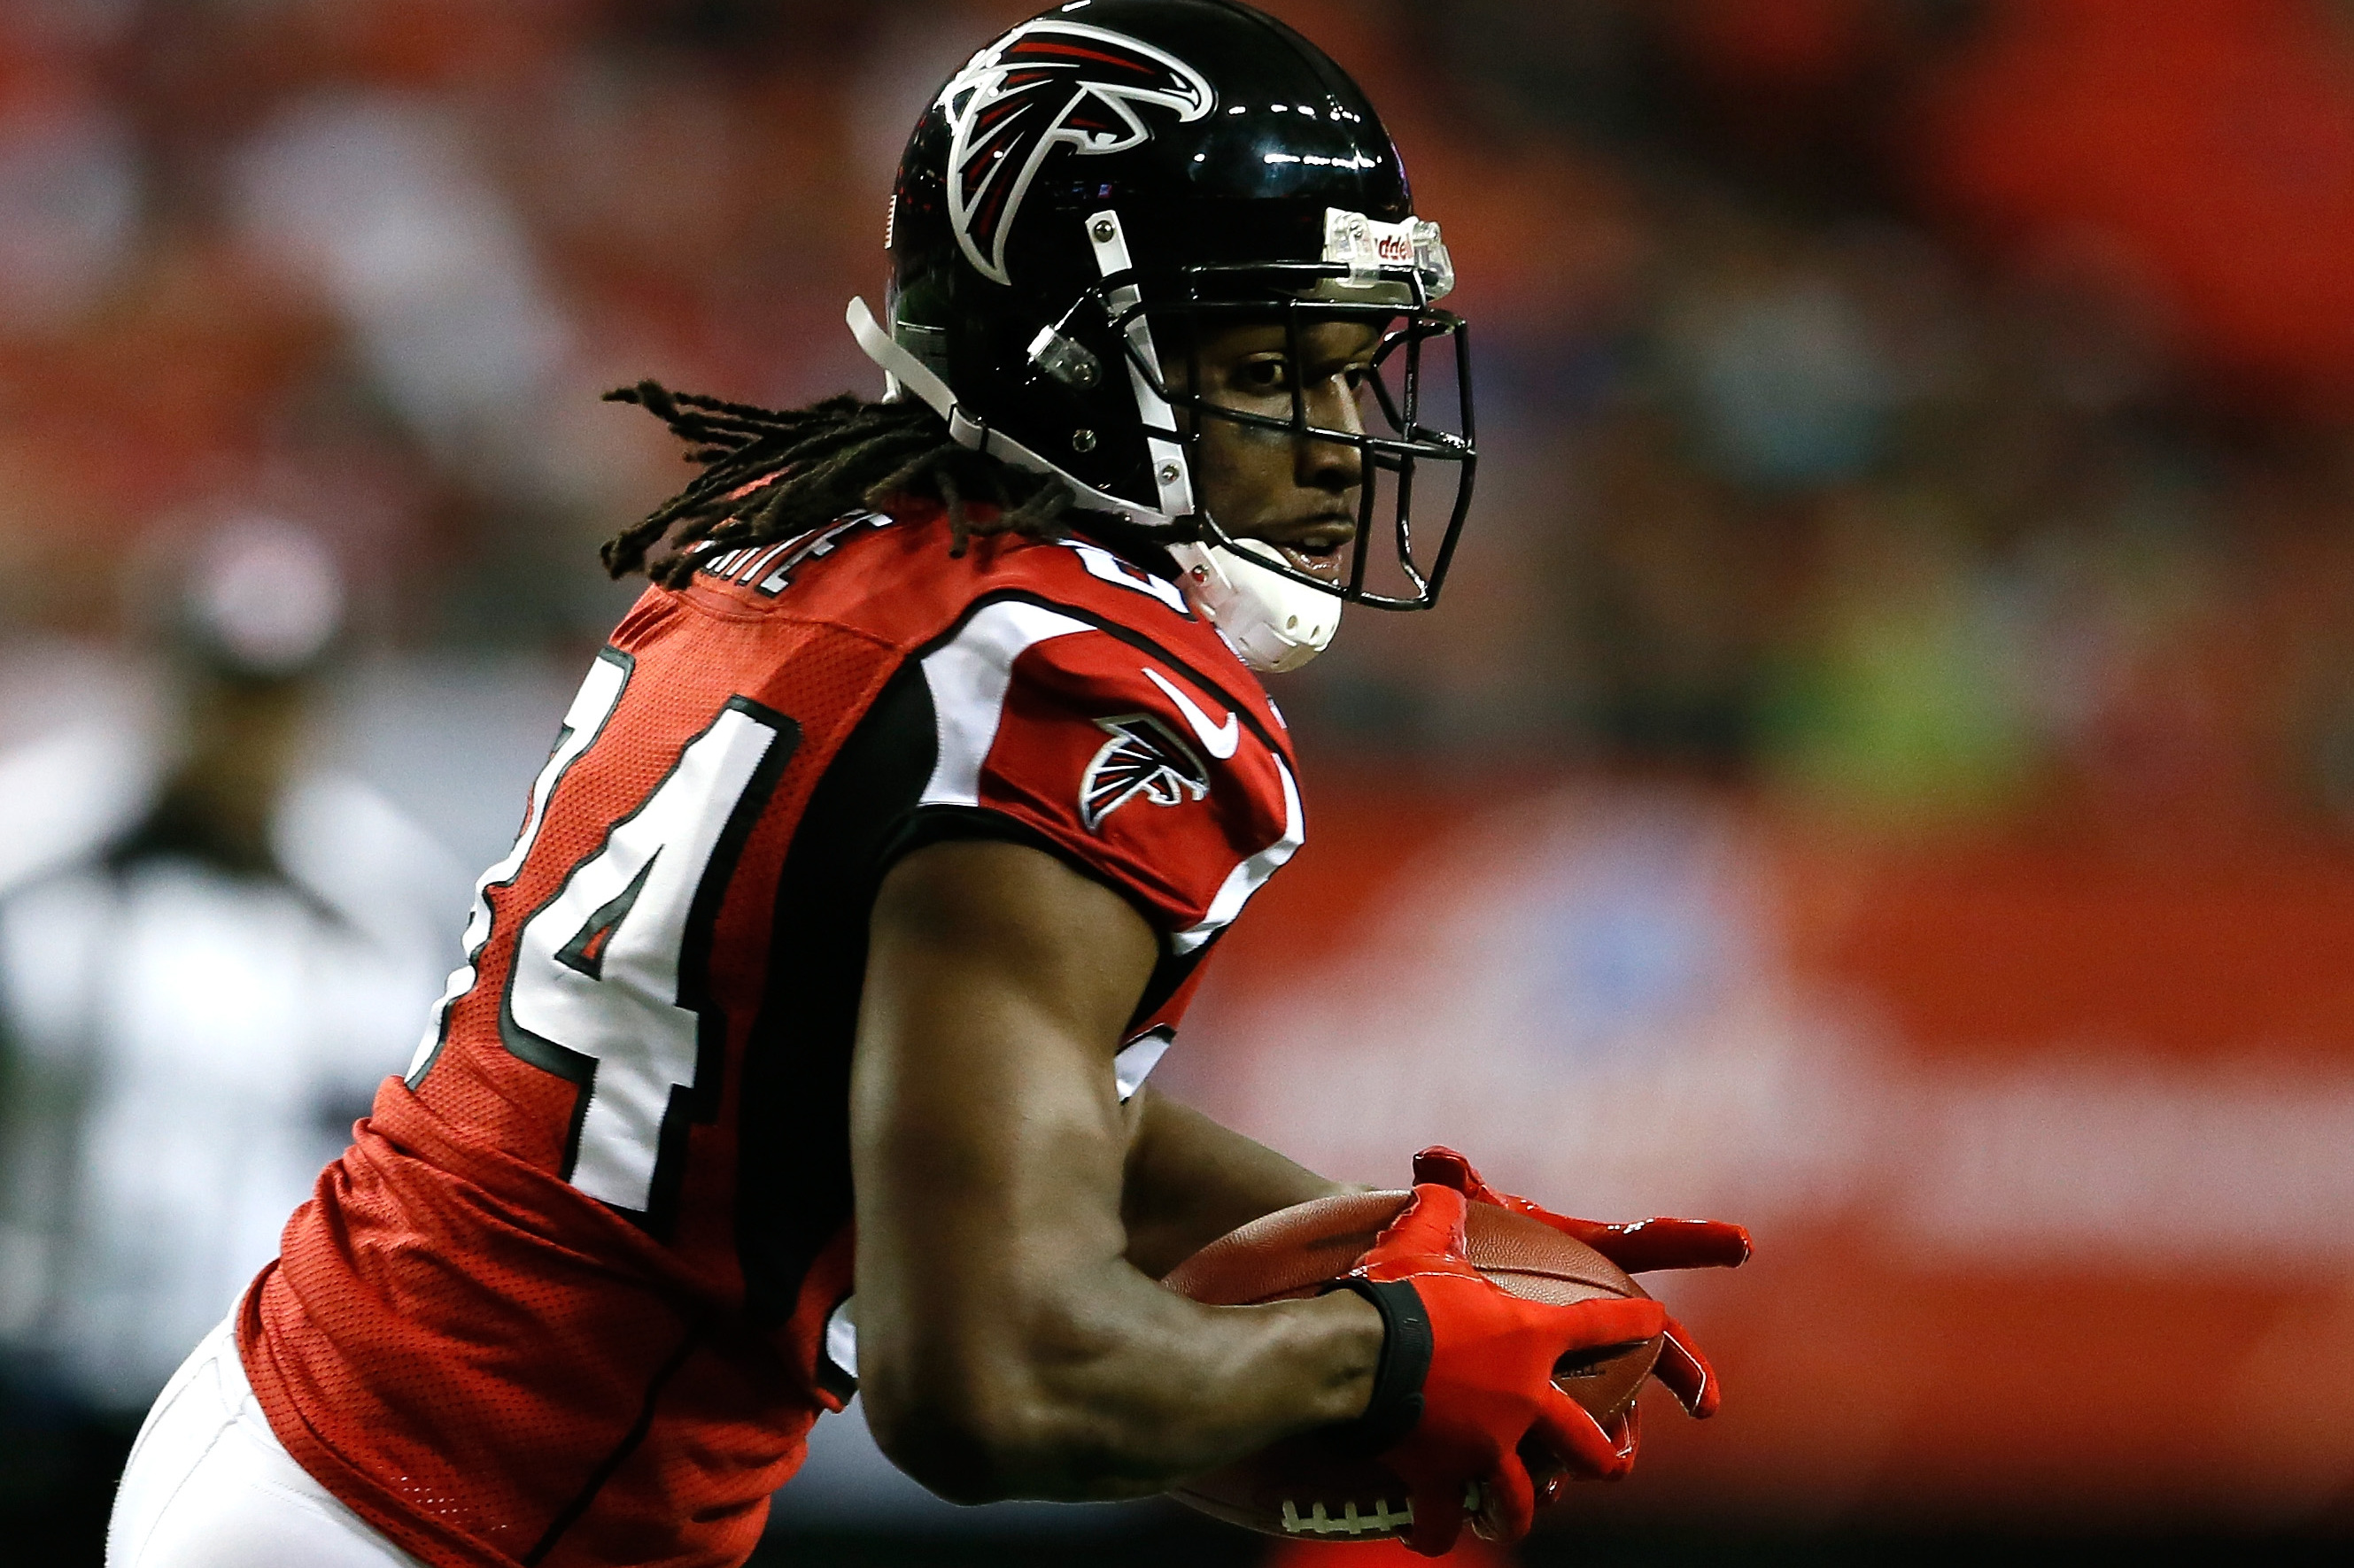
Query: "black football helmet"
849 0 1475 668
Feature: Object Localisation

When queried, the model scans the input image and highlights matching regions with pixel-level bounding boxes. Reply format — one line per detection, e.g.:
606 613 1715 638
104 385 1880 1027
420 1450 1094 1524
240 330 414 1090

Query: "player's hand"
1348 1182 1666 1557
1413 1145 1747 1419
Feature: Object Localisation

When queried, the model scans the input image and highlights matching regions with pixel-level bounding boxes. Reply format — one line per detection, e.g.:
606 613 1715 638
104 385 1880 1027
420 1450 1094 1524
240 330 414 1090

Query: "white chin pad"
1167 539 1342 674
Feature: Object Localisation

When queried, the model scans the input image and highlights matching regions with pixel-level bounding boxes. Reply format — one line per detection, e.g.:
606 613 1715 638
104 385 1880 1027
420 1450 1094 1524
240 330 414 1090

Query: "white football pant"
108 1315 423 1568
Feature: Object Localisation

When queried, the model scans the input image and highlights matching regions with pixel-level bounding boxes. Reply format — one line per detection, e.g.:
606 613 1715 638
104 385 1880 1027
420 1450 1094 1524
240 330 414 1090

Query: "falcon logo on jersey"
938 19 1215 287
1080 713 1211 830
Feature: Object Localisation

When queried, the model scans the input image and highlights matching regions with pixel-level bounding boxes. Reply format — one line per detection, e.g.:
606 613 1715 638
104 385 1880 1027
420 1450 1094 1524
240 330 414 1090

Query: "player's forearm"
854 843 1382 1503
861 1261 1382 1503
853 1055 1382 1504
1119 1088 1362 1278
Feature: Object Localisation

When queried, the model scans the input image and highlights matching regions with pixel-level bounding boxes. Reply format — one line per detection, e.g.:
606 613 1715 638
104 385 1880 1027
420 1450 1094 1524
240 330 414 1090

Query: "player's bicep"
848 837 1158 1414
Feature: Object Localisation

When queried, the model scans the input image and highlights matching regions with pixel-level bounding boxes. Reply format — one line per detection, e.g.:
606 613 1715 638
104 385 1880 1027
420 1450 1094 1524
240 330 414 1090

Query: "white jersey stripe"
917 601 1096 807
1112 1029 1174 1100
1169 754 1303 955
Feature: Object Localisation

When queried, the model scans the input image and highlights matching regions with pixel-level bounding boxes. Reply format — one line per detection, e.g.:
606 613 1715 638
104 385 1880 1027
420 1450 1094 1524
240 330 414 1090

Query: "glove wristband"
1320 1277 1435 1455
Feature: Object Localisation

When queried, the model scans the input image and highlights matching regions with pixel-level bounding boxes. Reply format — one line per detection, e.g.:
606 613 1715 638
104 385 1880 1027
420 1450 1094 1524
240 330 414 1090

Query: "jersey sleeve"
909 599 1302 952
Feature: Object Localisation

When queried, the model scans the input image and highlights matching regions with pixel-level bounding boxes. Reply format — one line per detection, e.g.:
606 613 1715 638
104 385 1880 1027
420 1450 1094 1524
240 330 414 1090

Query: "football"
1159 1190 1662 1542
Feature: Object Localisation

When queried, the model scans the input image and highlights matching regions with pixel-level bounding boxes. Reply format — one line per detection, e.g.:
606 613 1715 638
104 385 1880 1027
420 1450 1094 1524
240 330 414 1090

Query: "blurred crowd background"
6 1 2354 1564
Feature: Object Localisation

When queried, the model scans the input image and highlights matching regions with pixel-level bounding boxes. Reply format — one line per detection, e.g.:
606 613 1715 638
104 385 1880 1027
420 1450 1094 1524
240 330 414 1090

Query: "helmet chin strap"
845 294 1343 674
1164 538 1341 674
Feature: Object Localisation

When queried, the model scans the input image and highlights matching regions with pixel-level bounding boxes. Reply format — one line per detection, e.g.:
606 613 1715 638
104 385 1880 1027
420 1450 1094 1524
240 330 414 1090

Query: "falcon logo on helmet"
1080 713 1212 830
939 19 1214 287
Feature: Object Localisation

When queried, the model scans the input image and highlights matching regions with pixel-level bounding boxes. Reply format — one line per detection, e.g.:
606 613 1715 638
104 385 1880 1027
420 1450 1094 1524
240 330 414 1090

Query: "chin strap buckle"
946 405 991 455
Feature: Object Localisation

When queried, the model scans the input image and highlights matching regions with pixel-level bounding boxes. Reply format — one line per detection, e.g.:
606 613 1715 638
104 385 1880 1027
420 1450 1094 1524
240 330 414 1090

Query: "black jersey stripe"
729 654 1211 1326
732 659 938 1328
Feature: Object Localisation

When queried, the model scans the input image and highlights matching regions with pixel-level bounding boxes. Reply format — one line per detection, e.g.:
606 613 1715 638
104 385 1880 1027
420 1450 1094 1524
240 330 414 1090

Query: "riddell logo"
1374 232 1412 263
938 19 1215 287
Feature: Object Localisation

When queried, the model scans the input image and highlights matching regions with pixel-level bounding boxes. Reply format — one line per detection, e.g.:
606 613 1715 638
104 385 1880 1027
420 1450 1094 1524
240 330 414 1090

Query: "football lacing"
1277 1495 1413 1536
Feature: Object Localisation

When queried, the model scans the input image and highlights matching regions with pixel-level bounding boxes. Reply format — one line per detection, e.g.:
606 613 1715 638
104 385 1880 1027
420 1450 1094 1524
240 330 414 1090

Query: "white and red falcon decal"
1080 712 1211 831
937 19 1215 287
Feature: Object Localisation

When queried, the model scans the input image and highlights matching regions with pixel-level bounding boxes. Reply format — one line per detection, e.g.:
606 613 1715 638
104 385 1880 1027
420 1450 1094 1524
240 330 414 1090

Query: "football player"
106 4 1748 1565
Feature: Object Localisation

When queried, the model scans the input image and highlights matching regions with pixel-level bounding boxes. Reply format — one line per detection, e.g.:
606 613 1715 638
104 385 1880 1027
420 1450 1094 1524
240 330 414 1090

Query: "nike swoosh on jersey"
1142 666 1240 760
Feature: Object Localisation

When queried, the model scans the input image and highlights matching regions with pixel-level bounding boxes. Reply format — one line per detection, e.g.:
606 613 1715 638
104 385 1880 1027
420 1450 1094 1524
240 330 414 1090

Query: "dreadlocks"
600 382 1076 586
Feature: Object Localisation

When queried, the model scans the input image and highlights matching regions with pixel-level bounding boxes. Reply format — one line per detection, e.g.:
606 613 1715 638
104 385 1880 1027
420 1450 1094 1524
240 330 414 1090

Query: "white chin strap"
1164 539 1341 674
846 295 1344 674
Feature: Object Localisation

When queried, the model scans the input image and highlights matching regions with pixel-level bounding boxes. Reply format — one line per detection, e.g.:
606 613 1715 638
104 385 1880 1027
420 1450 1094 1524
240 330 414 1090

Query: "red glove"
1343 1182 1668 1557
1413 1146 1748 1419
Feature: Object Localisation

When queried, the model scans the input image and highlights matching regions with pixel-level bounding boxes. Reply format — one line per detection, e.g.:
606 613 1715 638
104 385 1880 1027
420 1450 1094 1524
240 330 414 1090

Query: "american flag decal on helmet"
938 19 1215 287
1080 713 1212 831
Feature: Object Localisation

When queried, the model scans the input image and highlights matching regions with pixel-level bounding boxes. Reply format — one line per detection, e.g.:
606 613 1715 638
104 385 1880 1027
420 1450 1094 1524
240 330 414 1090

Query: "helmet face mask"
1117 276 1476 612
858 0 1478 654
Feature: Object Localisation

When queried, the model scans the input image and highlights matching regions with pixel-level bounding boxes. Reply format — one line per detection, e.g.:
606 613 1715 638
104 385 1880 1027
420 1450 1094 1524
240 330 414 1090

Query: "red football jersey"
238 506 1305 1568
